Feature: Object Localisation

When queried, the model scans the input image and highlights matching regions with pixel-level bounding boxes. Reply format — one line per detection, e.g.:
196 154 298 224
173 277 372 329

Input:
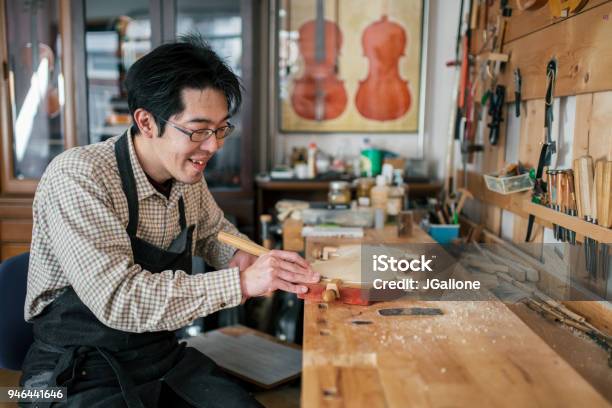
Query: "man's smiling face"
151 87 229 185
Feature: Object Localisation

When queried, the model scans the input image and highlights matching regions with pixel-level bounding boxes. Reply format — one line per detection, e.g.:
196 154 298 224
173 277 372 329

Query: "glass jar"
328 181 351 205
355 177 375 206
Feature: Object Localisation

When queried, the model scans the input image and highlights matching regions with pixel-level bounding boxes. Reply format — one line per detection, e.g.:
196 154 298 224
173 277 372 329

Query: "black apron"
20 133 262 408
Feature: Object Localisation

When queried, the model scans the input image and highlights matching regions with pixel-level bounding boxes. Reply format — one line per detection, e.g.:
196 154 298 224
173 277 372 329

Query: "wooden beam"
502 2 612 102
459 170 612 243
523 200 612 243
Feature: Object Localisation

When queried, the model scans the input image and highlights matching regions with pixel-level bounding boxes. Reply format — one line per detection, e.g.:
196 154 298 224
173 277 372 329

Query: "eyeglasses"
158 117 235 143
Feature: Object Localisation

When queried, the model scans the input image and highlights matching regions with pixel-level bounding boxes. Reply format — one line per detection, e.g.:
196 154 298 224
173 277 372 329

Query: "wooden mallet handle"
217 231 270 257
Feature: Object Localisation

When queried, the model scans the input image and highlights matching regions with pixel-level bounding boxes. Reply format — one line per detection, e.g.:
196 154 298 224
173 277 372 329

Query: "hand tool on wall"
525 59 557 242
545 169 554 233
544 169 575 243
591 161 602 279
575 156 596 278
487 85 506 145
597 161 611 284
567 169 577 244
443 0 467 196
593 160 611 281
558 170 567 241
546 170 558 240
514 68 522 117
600 161 612 229
543 59 557 166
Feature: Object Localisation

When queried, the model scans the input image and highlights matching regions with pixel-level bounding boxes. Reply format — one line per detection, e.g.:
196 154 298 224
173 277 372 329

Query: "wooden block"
601 161 612 228
282 219 304 252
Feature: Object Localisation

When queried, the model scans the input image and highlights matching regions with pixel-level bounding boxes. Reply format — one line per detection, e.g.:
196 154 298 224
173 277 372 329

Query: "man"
20 35 318 407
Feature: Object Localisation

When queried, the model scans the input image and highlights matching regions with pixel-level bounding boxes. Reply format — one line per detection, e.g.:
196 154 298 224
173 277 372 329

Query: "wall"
265 0 461 181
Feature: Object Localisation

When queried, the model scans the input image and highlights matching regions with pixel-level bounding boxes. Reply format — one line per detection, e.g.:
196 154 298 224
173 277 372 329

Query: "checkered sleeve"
43 166 241 333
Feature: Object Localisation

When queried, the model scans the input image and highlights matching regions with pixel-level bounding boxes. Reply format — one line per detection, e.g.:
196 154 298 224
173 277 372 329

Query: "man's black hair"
125 33 242 136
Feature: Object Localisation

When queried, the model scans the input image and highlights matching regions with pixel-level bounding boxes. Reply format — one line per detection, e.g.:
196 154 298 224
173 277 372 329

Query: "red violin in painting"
355 15 411 121
291 0 347 121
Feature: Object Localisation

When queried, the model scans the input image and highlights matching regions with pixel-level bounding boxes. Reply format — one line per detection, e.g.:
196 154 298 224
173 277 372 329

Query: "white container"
483 173 533 194
370 175 389 222
295 163 309 179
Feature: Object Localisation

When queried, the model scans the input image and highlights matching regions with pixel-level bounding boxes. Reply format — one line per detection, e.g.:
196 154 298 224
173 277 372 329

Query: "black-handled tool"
487 85 506 145
514 68 522 117
526 59 557 242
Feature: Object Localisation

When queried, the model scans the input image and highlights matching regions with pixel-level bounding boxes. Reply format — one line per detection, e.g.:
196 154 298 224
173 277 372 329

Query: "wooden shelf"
459 170 612 243
523 200 612 243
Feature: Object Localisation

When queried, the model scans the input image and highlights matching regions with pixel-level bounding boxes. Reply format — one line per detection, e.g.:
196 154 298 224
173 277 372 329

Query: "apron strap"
178 197 187 230
114 132 140 236
96 347 147 408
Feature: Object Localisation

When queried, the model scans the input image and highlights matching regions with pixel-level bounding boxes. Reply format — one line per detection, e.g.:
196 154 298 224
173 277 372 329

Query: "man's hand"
228 250 258 272
240 250 319 299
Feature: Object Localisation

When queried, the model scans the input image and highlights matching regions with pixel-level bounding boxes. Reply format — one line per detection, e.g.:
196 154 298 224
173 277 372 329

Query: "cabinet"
0 0 260 260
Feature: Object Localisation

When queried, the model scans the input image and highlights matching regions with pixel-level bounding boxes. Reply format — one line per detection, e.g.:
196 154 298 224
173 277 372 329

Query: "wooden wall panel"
588 91 612 162
572 91 612 161
573 93 594 158
501 2 612 102
506 0 610 43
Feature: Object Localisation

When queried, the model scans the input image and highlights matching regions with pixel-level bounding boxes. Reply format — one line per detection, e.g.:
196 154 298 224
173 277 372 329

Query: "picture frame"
276 0 428 137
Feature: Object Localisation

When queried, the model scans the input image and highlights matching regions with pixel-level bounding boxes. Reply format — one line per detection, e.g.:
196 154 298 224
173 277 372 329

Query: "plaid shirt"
25 129 245 332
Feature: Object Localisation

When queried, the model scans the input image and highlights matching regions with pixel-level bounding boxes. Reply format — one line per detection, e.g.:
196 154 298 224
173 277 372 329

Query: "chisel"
600 162 611 283
592 161 601 279
567 169 577 244
577 156 594 279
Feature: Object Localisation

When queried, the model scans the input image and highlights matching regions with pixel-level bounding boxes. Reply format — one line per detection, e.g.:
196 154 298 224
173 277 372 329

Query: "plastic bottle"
360 138 382 177
382 163 394 185
387 169 405 222
307 142 317 178
370 175 389 223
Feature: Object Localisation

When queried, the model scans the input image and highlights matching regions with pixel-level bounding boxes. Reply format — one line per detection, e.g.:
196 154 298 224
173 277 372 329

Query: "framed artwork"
277 0 427 133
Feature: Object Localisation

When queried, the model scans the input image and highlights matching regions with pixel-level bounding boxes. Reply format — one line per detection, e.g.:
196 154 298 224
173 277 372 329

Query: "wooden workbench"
301 226 609 407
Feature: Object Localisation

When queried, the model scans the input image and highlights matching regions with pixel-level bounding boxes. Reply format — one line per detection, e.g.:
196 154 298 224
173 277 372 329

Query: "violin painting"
290 0 348 121
279 0 425 133
355 14 411 121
